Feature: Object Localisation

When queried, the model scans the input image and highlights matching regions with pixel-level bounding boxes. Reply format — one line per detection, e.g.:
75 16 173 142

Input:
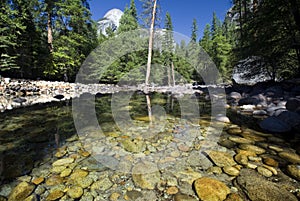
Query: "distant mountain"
97 8 124 36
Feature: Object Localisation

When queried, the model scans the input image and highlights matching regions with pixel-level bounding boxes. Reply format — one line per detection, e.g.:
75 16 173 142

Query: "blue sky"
89 0 232 39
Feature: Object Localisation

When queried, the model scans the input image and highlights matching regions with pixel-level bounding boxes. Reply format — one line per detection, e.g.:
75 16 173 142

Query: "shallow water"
0 92 211 181
0 92 299 200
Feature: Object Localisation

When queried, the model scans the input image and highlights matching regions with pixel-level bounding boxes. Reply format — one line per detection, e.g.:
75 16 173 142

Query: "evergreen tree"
199 24 212 54
45 0 97 81
0 0 24 73
117 4 138 33
163 12 175 86
234 0 300 80
211 12 222 37
191 18 198 43
130 0 138 21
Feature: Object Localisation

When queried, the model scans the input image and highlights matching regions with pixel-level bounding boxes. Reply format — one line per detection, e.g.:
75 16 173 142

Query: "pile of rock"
226 79 300 133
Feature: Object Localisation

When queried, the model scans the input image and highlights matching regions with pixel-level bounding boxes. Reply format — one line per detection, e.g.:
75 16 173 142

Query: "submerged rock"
234 169 297 201
8 182 35 201
52 158 74 166
132 162 160 190
206 150 236 167
278 152 300 164
67 186 83 199
194 177 230 201
287 165 300 180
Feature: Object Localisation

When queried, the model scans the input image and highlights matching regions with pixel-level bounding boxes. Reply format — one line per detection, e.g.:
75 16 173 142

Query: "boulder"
253 110 267 116
228 92 242 100
194 177 230 201
259 116 291 133
286 98 300 112
8 182 35 201
215 114 230 123
277 111 300 128
238 97 260 106
234 169 297 201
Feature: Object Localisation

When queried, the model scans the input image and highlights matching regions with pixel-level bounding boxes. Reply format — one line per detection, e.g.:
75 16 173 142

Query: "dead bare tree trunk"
145 0 157 87
47 11 53 53
171 61 175 86
167 65 171 86
146 95 153 125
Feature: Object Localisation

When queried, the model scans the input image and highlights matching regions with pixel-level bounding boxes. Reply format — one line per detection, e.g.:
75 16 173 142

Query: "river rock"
121 138 146 153
263 157 279 167
278 151 300 164
287 165 300 180
228 92 242 100
8 182 35 201
132 162 160 190
31 177 44 185
215 115 230 123
46 190 64 201
75 176 94 188
207 150 236 167
253 110 267 116
45 175 63 186
257 166 273 177
52 158 74 166
166 186 179 195
67 186 83 199
24 194 38 201
125 190 143 200
235 169 297 201
174 193 198 201
228 136 253 144
227 127 242 135
259 116 291 133
239 144 266 155
60 168 72 177
223 166 240 176
91 177 113 192
194 177 230 201
70 169 88 180
224 193 243 201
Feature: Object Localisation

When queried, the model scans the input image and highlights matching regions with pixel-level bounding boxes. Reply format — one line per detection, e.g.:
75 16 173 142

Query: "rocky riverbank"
0 78 199 112
222 79 300 133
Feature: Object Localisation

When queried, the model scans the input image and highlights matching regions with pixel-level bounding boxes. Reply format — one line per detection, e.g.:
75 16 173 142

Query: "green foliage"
199 13 233 81
232 0 300 80
191 19 198 43
117 4 138 34
140 0 161 28
0 0 97 80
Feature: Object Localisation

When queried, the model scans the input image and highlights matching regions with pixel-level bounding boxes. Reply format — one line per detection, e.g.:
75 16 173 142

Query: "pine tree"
117 4 138 33
45 0 97 81
0 0 23 73
233 0 300 80
130 0 138 21
163 12 175 86
191 18 198 43
199 24 212 54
